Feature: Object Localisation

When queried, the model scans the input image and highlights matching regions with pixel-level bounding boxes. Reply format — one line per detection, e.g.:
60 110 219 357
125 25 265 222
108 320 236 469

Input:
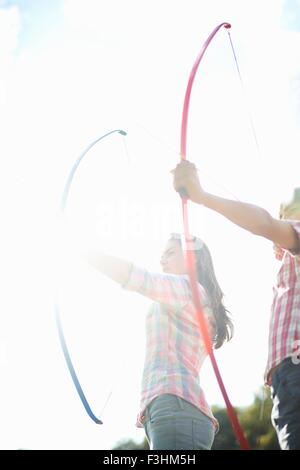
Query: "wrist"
194 190 210 206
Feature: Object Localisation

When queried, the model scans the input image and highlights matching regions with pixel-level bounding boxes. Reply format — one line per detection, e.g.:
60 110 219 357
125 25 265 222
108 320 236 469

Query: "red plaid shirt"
123 266 218 430
265 220 300 384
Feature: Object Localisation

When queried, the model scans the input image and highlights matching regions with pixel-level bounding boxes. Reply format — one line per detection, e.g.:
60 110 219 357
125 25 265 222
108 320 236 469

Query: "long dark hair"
171 234 233 349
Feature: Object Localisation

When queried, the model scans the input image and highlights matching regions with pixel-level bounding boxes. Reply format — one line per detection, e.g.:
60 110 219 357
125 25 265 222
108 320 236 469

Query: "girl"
86 233 233 450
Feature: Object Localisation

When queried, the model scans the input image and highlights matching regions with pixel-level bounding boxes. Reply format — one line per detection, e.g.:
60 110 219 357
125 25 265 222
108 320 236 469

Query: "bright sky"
0 0 299 450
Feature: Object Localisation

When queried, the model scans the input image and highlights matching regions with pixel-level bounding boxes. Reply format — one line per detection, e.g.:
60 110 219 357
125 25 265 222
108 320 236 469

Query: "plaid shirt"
265 220 300 384
123 266 218 430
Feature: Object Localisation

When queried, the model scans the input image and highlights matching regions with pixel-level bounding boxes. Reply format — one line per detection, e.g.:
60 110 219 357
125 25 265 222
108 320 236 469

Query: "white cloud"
0 6 20 60
0 6 20 106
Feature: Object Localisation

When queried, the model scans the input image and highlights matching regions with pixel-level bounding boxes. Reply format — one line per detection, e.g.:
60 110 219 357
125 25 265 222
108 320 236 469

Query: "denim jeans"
271 357 300 450
144 394 215 450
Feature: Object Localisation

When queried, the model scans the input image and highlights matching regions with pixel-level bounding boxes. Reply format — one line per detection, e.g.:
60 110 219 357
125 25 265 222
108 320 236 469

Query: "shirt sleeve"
122 265 208 310
286 220 300 256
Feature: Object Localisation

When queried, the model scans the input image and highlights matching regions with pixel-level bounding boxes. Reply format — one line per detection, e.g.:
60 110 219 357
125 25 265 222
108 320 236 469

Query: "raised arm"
84 249 201 310
85 252 132 285
172 161 299 253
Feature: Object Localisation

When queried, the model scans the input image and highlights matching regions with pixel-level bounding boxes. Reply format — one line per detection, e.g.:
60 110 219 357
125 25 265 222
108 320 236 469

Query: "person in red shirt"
172 160 300 450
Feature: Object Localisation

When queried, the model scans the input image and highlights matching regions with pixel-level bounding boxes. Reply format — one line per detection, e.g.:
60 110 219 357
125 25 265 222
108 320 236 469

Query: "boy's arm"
202 193 299 252
173 161 299 253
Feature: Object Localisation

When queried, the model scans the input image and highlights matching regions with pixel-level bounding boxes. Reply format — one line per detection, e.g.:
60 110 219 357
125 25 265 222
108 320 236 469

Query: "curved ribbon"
57 129 127 424
179 23 250 450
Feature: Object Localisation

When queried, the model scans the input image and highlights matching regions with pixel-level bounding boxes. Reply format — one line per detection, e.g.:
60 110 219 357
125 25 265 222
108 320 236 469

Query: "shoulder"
285 220 300 255
268 218 300 254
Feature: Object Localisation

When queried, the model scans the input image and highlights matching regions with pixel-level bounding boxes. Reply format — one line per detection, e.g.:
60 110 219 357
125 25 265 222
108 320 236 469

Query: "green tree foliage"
240 388 280 449
211 406 240 450
113 388 280 450
212 387 279 450
112 437 149 450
